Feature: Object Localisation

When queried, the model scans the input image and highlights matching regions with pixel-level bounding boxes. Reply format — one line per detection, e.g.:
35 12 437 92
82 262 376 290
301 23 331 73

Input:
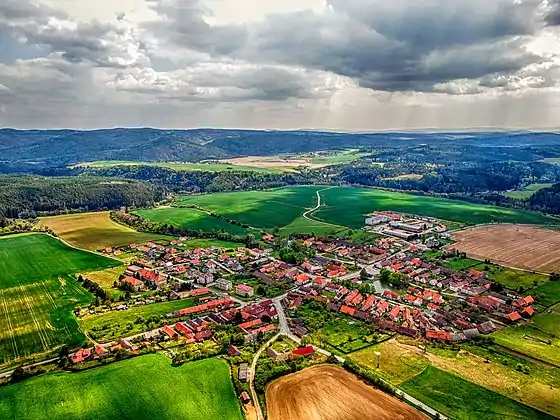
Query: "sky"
1 0 560 130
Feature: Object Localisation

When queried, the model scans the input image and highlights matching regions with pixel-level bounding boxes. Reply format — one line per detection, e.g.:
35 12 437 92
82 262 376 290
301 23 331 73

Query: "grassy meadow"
80 298 195 343
40 212 171 251
350 339 560 417
134 207 252 235
0 234 119 366
400 366 553 420
0 355 243 420
503 183 554 200
173 186 558 237
313 187 559 227
177 186 323 230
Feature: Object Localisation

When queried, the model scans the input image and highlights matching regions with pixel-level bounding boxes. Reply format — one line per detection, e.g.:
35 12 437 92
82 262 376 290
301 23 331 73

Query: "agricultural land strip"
40 212 171 251
266 364 426 420
448 225 560 273
0 355 243 420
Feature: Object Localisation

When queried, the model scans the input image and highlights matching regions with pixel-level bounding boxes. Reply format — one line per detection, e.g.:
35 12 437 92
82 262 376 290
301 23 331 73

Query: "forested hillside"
0 176 163 218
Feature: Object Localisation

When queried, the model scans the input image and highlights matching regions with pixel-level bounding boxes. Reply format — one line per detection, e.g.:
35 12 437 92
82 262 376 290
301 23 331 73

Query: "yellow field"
40 212 170 251
82 266 126 289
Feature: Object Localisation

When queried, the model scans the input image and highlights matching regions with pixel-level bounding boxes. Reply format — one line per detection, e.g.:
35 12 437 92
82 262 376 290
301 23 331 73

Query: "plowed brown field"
266 365 426 420
448 225 560 273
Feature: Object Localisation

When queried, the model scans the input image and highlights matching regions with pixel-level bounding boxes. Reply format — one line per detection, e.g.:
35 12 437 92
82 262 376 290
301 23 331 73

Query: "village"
70 215 535 372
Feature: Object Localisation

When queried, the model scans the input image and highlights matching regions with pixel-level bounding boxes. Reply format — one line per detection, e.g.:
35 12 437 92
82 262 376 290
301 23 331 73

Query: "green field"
175 187 558 237
134 207 252 235
0 234 119 365
503 183 554 200
313 187 559 227
492 325 560 367
400 366 552 420
0 234 120 288
308 150 370 165
76 160 286 173
177 186 323 230
0 355 243 420
532 281 560 308
442 257 548 290
40 212 171 251
80 298 195 343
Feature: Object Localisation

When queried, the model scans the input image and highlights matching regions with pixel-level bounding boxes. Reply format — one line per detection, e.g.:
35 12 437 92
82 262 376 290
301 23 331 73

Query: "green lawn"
0 233 120 289
0 234 119 366
76 160 286 173
308 150 370 165
313 186 559 227
0 355 243 420
531 303 560 336
442 257 481 271
400 366 552 420
176 186 323 230
80 298 195 343
278 215 347 236
503 183 554 200
134 207 252 235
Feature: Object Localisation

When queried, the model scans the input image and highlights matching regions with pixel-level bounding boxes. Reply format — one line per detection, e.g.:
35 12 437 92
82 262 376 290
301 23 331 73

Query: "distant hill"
1 128 560 172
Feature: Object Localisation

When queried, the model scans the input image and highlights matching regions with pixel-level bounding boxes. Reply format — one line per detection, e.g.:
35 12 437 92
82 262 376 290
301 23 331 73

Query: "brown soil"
447 225 560 273
220 156 328 169
265 365 427 420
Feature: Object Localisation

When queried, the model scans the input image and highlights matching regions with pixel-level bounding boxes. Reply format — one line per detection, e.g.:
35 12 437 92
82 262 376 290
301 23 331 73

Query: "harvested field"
266 365 426 420
220 156 322 170
448 225 560 273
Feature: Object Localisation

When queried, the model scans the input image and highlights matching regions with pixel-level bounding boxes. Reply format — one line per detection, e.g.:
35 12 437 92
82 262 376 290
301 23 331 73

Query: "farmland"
351 339 560 417
79 298 196 342
0 355 243 420
0 234 118 365
76 160 286 173
175 186 559 236
312 187 559 227
448 225 560 273
401 366 552 420
266 364 426 420
503 183 554 199
40 212 170 251
176 186 323 230
0 233 120 289
134 207 252 235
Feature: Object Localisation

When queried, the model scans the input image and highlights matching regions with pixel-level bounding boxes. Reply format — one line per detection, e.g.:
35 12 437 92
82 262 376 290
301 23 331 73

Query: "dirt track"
266 365 426 420
448 225 560 273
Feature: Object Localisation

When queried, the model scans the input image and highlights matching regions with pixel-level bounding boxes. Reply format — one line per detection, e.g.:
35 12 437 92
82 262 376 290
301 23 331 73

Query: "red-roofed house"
162 325 179 340
340 305 356 316
236 284 254 297
71 348 91 364
121 276 144 292
291 345 315 358
521 306 535 318
505 311 522 322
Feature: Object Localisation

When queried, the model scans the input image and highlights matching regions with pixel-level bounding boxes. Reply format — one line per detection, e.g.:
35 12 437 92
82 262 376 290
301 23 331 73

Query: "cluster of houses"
283 252 535 344
364 211 446 242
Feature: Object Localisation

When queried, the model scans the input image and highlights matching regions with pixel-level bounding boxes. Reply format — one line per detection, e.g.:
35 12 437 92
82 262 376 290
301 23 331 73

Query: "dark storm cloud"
545 0 560 26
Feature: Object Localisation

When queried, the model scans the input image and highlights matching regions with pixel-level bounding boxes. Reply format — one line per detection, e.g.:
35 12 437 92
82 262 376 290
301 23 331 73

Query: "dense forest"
0 176 163 218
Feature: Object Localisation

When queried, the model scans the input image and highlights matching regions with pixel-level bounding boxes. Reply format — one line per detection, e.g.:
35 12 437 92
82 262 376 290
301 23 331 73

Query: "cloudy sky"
1 0 560 130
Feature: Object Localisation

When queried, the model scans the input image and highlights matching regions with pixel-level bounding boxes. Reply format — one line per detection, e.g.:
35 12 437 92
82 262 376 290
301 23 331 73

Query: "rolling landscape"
2 129 560 420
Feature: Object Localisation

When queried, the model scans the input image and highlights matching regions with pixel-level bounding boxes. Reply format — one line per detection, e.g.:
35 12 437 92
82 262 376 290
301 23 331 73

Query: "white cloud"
0 0 559 130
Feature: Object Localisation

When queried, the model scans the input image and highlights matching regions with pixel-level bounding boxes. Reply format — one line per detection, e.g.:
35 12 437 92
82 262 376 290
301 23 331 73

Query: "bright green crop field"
175 186 558 234
0 234 119 366
0 355 243 420
400 366 552 420
134 207 252 235
312 186 559 227
177 186 323 230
